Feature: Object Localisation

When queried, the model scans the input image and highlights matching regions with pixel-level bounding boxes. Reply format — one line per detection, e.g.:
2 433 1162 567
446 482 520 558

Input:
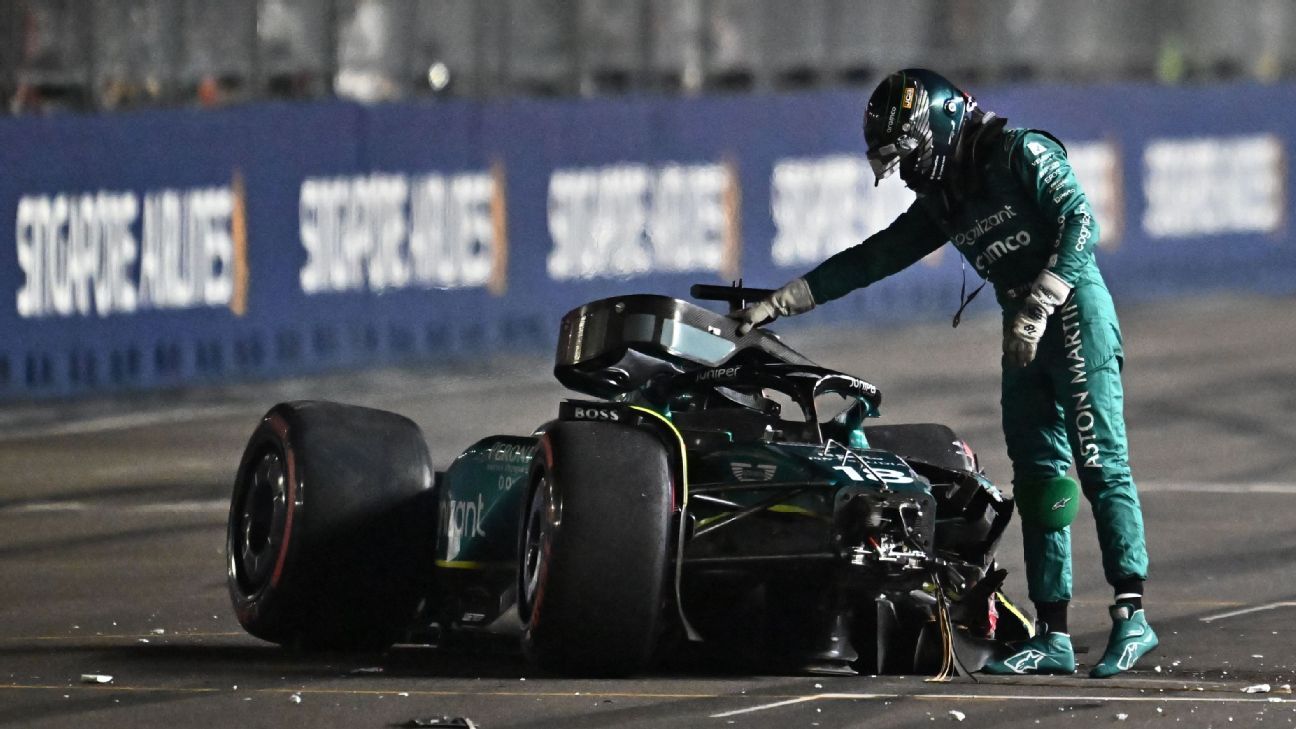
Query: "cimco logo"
573 407 620 422
974 230 1032 273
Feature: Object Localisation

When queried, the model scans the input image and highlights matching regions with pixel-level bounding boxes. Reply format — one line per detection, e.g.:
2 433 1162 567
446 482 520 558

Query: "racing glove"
1004 270 1072 367
733 278 816 335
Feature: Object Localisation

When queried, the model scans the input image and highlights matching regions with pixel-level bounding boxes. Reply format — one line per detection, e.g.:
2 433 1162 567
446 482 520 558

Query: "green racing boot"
982 631 1076 675
1090 604 1158 678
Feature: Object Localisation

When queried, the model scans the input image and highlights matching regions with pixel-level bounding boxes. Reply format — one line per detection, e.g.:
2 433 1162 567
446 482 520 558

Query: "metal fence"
3 0 1294 114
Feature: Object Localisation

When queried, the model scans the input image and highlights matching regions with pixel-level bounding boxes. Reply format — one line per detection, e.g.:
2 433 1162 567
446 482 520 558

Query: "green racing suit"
802 128 1148 604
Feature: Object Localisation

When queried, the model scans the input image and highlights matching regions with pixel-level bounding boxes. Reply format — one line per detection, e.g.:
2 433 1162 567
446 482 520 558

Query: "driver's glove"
1004 270 1073 367
733 278 816 335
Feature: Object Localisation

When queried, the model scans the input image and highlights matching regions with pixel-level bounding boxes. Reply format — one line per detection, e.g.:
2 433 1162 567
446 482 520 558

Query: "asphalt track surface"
2 293 1294 729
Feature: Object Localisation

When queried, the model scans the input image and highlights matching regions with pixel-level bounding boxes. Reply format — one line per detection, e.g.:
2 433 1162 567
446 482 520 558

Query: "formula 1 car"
226 285 1030 676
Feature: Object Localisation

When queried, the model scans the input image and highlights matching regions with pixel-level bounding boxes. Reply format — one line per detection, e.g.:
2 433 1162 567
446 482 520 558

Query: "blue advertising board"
0 82 1291 400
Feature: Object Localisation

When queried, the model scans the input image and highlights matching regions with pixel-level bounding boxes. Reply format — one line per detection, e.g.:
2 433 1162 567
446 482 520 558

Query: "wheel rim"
232 449 289 595
521 474 557 614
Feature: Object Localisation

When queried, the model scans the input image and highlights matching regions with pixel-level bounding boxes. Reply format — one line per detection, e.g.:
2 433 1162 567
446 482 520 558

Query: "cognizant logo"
446 494 487 557
952 204 1017 247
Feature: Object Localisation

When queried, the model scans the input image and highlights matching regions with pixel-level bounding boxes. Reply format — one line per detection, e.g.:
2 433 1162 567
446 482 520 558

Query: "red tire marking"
266 412 298 589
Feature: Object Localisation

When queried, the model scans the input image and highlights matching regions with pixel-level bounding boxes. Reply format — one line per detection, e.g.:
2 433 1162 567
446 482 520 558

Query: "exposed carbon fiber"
554 294 817 399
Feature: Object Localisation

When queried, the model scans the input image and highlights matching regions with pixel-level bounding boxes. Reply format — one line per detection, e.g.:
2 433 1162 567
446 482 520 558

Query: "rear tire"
227 401 435 651
518 421 673 676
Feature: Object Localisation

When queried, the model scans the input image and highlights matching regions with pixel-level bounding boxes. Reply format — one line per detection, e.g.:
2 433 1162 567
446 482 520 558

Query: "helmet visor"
866 136 920 185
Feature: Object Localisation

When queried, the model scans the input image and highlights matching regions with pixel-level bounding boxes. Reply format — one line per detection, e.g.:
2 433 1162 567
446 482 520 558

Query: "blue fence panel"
1 81 1293 400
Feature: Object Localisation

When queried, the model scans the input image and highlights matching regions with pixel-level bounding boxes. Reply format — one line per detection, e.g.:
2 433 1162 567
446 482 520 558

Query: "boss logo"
573 407 620 422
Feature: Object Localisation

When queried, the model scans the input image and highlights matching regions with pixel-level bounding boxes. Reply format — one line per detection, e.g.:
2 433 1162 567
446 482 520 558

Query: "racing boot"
981 631 1076 675
1089 604 1158 678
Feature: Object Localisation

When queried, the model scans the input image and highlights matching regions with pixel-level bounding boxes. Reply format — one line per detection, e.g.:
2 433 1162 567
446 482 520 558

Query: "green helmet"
863 68 974 195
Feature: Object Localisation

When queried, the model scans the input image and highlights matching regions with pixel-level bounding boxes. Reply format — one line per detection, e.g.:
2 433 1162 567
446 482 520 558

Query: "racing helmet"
863 68 974 195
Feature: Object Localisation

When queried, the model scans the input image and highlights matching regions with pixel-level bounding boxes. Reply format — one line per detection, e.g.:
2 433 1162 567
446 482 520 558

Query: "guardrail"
1 82 1292 400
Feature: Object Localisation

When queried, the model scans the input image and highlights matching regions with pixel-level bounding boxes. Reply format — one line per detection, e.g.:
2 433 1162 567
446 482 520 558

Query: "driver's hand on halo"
732 278 816 335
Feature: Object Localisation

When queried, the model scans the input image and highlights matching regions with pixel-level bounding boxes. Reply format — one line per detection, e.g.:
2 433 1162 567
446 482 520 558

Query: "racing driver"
736 68 1156 677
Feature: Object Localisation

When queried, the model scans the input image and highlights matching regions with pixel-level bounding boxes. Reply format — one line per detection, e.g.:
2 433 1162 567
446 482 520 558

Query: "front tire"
518 421 673 676
227 401 435 651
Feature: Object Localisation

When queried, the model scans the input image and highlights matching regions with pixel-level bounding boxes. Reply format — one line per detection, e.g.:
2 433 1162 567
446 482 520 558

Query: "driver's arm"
802 200 946 305
1009 132 1098 286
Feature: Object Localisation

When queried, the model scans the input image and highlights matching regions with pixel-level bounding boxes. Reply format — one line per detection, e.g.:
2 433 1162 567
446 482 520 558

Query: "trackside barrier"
1 84 1293 400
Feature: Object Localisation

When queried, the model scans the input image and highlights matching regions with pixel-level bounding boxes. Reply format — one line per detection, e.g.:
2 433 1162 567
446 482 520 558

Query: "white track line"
0 405 251 441
1200 602 1296 623
710 695 857 718
1138 482 1296 495
712 691 1296 717
908 693 1296 705
1 499 227 515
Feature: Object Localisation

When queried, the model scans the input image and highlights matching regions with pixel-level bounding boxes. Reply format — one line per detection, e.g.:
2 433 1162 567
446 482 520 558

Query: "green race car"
226 285 1029 677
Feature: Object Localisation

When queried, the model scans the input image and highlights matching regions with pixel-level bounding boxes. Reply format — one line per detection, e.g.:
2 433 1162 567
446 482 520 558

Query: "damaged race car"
226 284 1032 676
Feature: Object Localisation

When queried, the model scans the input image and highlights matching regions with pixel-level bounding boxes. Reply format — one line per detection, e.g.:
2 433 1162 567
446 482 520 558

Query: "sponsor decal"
546 161 740 281
951 204 1017 248
1051 199 1093 257
299 166 507 296
698 365 741 381
1005 649 1047 673
1117 642 1141 670
485 442 530 463
831 376 878 396
1026 141 1051 158
447 494 487 556
730 462 777 482
1025 139 1118 248
15 177 249 318
1059 301 1102 469
1142 134 1284 238
1051 496 1073 511
571 406 621 422
973 231 1032 273
901 87 915 110
769 155 919 268
832 464 915 485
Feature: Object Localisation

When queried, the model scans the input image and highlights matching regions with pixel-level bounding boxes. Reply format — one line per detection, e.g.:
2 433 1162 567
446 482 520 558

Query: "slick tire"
518 421 673 676
227 401 435 652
